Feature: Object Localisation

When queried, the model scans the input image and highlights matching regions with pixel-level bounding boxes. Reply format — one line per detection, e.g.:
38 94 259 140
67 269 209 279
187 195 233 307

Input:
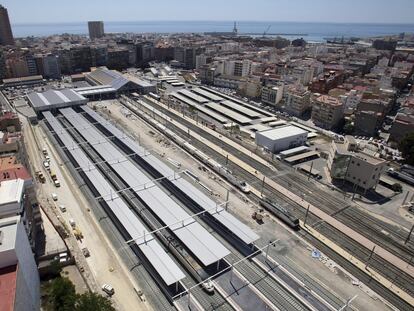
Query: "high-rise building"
88 21 105 39
0 5 14 45
0 5 14 46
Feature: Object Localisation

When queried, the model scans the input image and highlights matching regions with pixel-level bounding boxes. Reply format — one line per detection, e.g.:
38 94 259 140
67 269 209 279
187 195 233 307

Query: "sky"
2 0 414 24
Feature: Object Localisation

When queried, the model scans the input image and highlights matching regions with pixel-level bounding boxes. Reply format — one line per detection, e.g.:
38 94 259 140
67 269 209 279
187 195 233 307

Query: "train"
259 197 300 230
183 142 251 193
132 98 251 194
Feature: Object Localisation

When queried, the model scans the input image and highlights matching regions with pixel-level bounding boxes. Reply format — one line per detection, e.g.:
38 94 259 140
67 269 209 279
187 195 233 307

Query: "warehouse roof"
178 89 209 103
220 100 262 119
205 102 251 125
27 89 87 111
257 125 307 140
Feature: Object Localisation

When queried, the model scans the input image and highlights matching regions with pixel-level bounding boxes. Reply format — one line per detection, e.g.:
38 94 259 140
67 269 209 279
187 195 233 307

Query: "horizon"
10 20 414 26
2 0 414 24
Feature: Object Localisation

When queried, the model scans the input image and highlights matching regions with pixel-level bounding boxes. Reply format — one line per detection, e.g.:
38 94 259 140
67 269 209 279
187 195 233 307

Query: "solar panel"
81 105 259 245
42 111 185 286
61 108 230 266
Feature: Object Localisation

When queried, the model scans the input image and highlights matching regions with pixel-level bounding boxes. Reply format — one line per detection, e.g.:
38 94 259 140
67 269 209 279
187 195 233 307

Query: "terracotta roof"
0 165 32 182
0 265 17 311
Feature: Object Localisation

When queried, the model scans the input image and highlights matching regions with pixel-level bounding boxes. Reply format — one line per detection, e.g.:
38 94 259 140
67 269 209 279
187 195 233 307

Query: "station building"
27 88 88 114
255 125 308 153
327 136 387 191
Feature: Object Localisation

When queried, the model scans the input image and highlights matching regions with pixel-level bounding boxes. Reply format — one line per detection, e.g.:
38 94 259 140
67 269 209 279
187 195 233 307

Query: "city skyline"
2 0 414 24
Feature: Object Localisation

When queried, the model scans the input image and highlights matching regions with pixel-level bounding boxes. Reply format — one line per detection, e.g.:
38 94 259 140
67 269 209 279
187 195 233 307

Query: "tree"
398 133 414 165
392 183 403 193
343 120 354 135
75 292 115 311
47 277 77 311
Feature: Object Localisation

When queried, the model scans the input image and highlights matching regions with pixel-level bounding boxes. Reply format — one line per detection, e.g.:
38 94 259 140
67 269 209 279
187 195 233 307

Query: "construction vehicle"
36 171 46 183
50 171 57 181
82 247 90 257
252 210 264 224
73 227 83 240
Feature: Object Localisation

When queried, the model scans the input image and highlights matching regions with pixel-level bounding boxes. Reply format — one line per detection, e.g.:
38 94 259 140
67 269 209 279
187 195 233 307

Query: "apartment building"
311 95 344 129
283 85 311 116
261 85 284 106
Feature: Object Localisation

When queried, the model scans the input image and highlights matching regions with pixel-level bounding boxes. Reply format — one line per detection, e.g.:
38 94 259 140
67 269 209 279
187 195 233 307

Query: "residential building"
327 136 387 191
0 50 6 79
389 111 414 143
41 54 61 79
311 95 344 129
88 21 105 39
107 48 129 70
0 5 14 46
354 110 383 137
261 85 284 106
0 216 40 311
283 85 311 116
136 42 155 66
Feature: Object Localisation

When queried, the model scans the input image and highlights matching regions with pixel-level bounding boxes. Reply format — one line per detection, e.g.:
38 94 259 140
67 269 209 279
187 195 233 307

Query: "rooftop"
0 216 19 254
315 95 342 107
27 89 87 111
0 179 24 207
0 265 17 311
257 125 307 140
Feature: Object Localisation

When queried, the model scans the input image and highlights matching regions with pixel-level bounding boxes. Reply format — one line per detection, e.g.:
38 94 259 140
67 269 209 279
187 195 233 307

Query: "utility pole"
225 189 230 211
260 176 266 197
338 295 358 311
365 246 376 269
304 204 310 227
405 223 414 245
308 161 314 181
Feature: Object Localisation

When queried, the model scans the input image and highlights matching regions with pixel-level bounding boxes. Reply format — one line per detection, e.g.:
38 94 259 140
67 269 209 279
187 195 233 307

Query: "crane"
263 25 271 37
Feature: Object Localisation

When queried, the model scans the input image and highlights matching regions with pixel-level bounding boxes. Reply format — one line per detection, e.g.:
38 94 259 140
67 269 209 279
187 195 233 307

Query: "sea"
10 21 414 43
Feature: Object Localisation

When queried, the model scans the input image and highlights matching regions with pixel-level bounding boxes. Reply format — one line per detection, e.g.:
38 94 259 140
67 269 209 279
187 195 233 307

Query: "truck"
36 171 46 183
252 210 264 224
73 227 83 240
50 171 57 181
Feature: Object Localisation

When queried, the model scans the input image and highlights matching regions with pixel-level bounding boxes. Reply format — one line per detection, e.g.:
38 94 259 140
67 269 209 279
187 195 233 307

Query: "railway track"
139 97 414 260
123 97 414 310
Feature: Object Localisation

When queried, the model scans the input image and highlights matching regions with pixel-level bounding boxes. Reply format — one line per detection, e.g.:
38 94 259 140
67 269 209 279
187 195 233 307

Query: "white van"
69 218 76 228
102 284 114 296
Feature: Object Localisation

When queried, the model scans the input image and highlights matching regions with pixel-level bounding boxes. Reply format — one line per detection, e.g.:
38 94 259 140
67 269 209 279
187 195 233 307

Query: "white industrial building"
255 125 307 153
